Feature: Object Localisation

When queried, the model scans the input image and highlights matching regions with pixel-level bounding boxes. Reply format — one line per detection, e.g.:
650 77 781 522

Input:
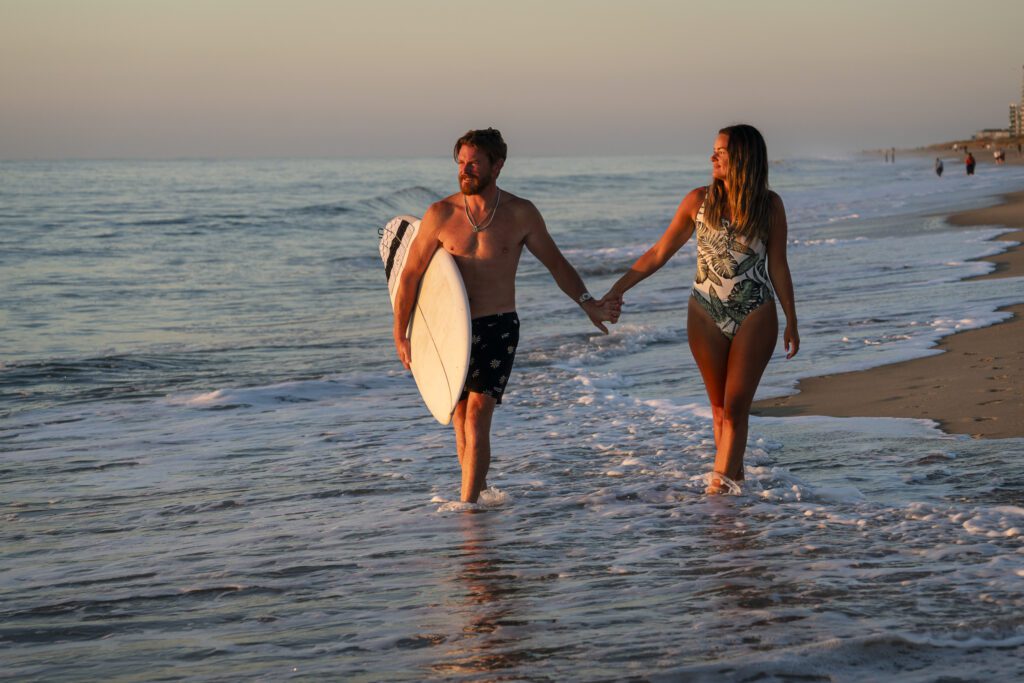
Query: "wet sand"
753 191 1024 439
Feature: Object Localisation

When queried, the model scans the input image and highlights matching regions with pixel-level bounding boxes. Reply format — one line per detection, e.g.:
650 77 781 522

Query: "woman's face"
710 133 730 181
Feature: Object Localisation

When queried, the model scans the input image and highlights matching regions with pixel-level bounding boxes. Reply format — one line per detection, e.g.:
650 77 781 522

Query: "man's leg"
452 397 468 469
460 391 496 503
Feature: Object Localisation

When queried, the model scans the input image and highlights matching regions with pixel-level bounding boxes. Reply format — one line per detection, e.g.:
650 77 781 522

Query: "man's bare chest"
440 225 524 263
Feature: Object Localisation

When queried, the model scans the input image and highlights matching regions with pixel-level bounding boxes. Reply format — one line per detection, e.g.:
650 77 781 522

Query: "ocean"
3 155 1024 681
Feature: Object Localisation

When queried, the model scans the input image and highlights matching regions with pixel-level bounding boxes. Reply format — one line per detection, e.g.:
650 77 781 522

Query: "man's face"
457 145 502 195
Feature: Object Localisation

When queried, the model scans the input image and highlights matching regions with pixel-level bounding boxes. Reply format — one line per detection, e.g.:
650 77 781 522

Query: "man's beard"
459 172 493 196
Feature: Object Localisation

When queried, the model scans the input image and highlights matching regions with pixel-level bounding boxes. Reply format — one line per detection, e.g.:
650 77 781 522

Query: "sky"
1 0 1022 159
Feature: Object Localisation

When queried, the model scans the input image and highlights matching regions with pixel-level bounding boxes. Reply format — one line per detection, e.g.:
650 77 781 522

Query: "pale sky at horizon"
2 0 1022 160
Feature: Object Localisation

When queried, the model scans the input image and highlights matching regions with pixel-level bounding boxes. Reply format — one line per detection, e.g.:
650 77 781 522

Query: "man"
392 128 620 503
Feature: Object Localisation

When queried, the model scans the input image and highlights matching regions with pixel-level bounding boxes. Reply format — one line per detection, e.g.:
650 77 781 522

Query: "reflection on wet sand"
430 514 555 677
700 504 779 610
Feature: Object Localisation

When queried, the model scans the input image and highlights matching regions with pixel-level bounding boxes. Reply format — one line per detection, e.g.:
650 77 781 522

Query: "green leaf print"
754 258 770 282
726 280 765 317
728 234 755 256
696 252 722 286
698 223 739 278
708 285 727 319
733 252 758 277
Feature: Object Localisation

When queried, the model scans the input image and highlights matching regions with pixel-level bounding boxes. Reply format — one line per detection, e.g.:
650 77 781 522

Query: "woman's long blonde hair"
704 124 772 240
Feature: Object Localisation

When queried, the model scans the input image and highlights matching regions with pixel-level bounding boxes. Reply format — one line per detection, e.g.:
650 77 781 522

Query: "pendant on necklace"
464 188 501 233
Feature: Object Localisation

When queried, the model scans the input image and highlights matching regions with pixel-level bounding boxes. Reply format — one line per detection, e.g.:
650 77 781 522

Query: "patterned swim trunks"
461 312 519 405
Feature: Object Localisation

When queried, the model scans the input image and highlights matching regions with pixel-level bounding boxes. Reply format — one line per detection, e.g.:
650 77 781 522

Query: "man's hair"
453 128 507 164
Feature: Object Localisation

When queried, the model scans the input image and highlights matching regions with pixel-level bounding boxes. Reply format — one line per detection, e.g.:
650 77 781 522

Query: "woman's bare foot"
706 471 742 495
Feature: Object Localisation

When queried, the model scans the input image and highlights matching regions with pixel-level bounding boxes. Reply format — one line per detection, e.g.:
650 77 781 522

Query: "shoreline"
753 190 1024 439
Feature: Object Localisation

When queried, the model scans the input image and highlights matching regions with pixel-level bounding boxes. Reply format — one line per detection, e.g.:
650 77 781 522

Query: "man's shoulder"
501 191 540 219
431 193 463 212
423 195 461 223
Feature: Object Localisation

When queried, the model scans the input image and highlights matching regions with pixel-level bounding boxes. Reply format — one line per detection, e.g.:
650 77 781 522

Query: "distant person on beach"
891 147 896 163
935 158 944 177
994 149 1005 165
965 151 976 175
603 124 799 494
391 128 620 503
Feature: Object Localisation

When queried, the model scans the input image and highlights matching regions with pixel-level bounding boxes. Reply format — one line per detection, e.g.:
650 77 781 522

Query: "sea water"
2 155 1023 681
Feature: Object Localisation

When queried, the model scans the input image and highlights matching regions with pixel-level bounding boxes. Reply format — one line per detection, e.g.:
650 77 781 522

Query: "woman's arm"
605 187 704 300
766 192 800 358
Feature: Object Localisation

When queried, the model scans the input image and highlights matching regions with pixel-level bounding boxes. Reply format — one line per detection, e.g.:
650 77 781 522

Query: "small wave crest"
133 216 196 227
0 353 212 414
296 185 440 219
166 371 399 411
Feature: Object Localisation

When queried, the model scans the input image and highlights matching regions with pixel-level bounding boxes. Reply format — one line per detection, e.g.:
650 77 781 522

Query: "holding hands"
600 291 623 313
582 292 623 334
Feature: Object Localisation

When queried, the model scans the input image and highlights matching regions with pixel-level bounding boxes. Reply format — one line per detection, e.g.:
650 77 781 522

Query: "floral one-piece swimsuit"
690 194 775 339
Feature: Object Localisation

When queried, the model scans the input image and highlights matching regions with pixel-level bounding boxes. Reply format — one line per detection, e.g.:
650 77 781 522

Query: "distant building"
975 128 1011 140
1016 66 1024 136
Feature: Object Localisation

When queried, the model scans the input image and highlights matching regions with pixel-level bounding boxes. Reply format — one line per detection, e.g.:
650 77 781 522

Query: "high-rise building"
1017 66 1024 137
1018 66 1024 136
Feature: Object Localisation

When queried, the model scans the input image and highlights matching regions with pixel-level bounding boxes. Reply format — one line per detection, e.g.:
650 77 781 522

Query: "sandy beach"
891 138 1024 169
753 189 1024 439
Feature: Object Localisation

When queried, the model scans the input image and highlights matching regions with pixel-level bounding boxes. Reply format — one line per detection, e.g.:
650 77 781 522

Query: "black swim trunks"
461 312 519 405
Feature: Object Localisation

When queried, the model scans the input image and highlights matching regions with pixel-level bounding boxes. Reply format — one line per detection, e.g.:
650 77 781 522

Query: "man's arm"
522 201 618 333
392 205 444 368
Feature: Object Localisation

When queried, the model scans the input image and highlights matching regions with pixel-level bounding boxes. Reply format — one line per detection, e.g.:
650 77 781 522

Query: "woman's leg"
715 302 778 482
688 298 778 491
687 297 731 463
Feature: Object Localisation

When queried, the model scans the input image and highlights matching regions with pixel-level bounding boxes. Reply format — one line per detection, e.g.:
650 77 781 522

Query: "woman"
604 124 799 494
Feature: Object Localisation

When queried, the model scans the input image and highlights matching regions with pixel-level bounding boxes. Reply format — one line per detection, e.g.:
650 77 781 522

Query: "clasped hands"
583 291 624 334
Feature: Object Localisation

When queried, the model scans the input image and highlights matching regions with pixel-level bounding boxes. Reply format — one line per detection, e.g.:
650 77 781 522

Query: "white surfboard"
379 215 472 425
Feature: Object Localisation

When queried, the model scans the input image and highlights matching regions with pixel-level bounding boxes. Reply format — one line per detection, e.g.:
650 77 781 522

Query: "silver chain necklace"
463 188 501 233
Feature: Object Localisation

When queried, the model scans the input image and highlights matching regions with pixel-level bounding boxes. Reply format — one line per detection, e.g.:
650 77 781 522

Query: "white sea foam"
960 506 1024 538
433 486 510 512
